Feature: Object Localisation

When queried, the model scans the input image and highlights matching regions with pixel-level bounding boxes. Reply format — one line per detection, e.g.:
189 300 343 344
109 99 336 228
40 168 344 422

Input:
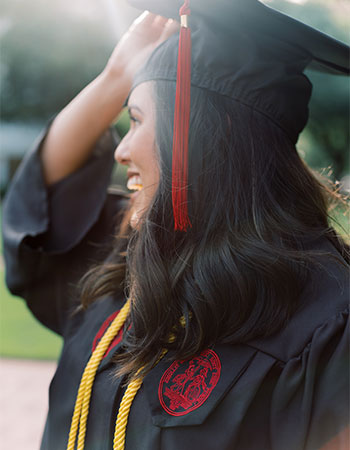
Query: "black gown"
2 123 349 450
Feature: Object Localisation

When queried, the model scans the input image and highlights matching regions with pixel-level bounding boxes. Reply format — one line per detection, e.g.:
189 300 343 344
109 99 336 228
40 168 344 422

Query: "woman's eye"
130 116 140 125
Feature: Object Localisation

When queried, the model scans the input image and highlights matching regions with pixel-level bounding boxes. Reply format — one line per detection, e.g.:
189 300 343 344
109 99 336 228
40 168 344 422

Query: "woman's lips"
127 175 143 205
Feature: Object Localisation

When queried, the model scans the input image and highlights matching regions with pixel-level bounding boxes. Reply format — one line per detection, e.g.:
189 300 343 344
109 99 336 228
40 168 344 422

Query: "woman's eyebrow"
128 105 143 115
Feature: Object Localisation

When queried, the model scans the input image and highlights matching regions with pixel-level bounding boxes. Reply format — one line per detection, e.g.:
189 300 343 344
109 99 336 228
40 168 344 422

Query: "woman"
3 1 349 449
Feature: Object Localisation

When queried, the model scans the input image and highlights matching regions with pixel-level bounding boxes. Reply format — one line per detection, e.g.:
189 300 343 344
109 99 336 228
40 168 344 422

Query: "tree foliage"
1 0 114 121
1 0 349 178
267 0 349 178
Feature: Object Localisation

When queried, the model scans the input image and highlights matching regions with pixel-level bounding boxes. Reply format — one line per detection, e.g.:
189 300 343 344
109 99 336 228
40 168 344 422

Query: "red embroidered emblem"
92 310 123 358
158 349 221 416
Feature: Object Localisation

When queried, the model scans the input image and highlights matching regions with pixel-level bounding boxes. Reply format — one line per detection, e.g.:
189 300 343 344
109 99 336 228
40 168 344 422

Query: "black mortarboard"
127 0 350 231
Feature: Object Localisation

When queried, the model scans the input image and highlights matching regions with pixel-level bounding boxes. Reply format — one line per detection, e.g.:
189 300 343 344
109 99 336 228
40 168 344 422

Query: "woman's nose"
114 137 130 165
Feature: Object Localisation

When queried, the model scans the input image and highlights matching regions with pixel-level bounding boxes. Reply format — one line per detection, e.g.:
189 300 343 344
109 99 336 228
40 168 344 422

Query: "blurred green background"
0 0 349 361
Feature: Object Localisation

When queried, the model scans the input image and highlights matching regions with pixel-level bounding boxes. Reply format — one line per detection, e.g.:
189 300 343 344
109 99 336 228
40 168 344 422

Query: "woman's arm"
41 12 179 186
40 71 129 186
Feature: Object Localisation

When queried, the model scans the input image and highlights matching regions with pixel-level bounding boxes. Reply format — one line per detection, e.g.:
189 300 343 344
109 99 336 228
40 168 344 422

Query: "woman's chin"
129 186 156 229
129 200 145 230
129 190 141 229
129 209 140 229
130 189 141 204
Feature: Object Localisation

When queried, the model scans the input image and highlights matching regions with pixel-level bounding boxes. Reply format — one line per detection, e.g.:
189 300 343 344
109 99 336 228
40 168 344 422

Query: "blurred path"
0 358 56 450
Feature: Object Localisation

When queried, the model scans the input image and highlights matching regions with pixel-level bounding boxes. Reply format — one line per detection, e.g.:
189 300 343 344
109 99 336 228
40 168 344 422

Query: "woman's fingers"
132 12 178 41
152 14 169 28
159 18 180 41
104 11 179 85
152 14 179 40
128 12 168 43
132 12 166 33
132 11 154 28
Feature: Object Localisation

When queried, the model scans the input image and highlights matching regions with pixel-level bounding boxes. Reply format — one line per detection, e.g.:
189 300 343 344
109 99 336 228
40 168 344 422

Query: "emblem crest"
158 349 221 416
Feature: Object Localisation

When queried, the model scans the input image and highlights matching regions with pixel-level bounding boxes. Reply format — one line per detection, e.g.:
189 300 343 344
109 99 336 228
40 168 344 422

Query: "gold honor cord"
67 299 180 450
113 368 145 450
67 299 131 450
113 343 173 450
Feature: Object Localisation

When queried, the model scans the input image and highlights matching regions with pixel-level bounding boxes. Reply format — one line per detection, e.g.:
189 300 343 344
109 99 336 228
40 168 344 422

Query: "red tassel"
172 0 192 231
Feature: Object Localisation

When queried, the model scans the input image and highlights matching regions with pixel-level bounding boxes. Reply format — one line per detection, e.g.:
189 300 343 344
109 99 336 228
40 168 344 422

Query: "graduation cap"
127 0 350 231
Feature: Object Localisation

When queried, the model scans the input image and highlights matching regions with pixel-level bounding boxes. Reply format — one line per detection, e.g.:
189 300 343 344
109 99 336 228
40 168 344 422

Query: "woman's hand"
105 12 179 87
41 11 178 186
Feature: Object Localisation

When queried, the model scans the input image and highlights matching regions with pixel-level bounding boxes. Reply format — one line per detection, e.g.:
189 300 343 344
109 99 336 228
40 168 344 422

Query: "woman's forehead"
128 82 153 109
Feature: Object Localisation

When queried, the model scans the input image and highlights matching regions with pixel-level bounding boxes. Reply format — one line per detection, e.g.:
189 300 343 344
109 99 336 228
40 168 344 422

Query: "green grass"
0 270 62 360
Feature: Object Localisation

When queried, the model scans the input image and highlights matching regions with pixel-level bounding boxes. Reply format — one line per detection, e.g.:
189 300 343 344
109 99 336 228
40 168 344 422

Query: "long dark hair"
80 80 349 380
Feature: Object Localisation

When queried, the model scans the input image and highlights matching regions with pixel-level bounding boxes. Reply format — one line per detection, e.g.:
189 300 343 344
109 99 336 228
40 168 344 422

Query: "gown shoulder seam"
244 306 349 364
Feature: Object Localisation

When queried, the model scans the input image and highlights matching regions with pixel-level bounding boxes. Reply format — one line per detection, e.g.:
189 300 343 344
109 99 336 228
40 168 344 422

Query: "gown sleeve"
2 120 128 336
271 308 349 450
234 306 349 450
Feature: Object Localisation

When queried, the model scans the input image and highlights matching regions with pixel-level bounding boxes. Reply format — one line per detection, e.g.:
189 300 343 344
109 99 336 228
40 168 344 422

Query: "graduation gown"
2 123 349 450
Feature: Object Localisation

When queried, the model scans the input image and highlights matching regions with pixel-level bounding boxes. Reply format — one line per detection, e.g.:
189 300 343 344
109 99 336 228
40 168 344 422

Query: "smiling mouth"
127 175 144 192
